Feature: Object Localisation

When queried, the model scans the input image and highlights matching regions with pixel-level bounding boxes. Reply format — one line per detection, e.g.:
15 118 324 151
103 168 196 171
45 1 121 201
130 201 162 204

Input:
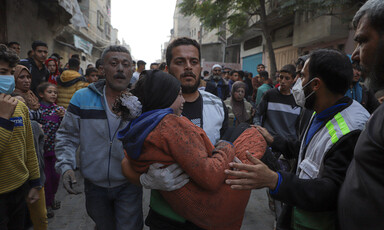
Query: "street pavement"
47 170 275 230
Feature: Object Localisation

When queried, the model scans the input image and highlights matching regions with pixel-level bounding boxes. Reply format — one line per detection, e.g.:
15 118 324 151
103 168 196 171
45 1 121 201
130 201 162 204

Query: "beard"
182 77 200 94
212 74 221 81
360 39 384 93
304 86 316 110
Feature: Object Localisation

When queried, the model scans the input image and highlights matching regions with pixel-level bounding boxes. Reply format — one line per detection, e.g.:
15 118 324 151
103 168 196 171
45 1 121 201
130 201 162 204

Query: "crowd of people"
1 0 384 229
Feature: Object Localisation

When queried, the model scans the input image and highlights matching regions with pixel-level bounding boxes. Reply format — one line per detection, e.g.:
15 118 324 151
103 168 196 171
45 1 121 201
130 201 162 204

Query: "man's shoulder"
200 90 222 103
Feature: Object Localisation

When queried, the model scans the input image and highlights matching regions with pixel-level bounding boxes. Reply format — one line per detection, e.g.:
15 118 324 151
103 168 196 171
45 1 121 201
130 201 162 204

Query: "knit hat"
212 64 222 70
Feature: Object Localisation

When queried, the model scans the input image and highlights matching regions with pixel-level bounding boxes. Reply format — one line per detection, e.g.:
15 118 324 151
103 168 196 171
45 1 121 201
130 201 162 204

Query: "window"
97 10 104 31
105 22 111 38
244 36 262 51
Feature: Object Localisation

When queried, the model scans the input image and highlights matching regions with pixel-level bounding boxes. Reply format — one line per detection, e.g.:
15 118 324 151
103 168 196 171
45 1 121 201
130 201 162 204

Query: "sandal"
52 200 61 210
47 206 54 218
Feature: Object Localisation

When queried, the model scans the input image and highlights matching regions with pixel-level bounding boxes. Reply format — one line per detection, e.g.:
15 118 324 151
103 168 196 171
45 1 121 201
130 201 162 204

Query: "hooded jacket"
57 69 88 109
55 80 130 188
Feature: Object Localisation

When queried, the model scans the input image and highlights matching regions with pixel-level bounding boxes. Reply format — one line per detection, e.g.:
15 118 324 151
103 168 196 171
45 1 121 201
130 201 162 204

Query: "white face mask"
292 77 315 108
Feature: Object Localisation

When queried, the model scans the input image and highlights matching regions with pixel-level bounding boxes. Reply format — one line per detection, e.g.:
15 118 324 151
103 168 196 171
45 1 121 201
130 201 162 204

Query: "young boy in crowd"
0 44 41 229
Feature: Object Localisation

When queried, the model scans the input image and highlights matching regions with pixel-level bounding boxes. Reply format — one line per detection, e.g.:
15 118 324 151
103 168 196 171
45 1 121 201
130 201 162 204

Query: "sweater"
0 101 40 193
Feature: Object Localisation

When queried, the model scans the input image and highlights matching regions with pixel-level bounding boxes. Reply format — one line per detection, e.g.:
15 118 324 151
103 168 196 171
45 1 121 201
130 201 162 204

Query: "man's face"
103 52 132 92
33 46 48 63
86 72 99 83
47 60 56 74
150 64 159 70
9 44 20 55
301 60 317 110
257 65 265 73
231 73 239 82
352 15 384 91
279 72 294 92
168 45 202 94
222 69 230 80
0 61 13 75
352 68 361 83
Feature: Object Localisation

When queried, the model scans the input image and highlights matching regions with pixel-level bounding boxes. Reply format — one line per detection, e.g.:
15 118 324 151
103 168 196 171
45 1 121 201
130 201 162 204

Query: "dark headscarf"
132 70 181 113
231 81 250 125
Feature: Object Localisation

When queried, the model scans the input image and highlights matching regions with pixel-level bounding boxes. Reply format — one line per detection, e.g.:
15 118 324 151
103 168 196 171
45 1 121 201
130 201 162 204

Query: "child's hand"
0 94 18 119
56 107 65 117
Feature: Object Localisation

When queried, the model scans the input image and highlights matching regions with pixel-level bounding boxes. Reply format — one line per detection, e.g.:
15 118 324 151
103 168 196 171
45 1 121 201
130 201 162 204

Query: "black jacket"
338 103 384 230
270 98 362 229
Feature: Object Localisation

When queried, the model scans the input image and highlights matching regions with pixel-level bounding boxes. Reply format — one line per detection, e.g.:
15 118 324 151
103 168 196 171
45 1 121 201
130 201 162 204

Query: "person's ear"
312 77 321 91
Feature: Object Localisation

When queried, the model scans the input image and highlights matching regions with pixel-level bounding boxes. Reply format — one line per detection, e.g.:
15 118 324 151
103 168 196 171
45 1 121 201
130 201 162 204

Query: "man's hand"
225 151 278 190
255 126 274 145
140 163 189 191
63 169 81 194
26 187 40 204
0 93 18 119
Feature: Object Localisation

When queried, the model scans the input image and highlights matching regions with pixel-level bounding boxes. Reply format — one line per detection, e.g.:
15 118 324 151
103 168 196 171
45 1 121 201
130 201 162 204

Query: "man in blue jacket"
55 46 143 230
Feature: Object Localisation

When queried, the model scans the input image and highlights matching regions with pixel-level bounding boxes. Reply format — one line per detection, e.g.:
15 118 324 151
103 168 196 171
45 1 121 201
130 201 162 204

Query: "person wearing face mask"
225 49 370 230
205 64 230 100
0 44 41 229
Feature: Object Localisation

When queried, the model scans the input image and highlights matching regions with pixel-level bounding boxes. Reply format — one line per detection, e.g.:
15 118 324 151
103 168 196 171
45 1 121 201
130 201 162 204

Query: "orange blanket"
126 114 266 230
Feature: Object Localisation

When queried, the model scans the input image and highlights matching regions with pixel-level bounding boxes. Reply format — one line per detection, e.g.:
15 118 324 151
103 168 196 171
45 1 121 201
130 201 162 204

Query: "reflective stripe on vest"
325 112 351 144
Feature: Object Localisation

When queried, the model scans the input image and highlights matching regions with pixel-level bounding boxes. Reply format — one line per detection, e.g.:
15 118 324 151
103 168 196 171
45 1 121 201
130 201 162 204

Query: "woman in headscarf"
115 70 266 230
13 65 40 110
224 81 254 127
45 58 60 85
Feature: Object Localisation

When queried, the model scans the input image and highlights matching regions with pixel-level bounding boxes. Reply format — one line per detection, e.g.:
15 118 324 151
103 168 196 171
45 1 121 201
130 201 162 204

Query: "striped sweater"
0 100 40 194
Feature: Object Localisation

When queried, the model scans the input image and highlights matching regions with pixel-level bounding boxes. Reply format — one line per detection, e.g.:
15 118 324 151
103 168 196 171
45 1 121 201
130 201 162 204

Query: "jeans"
0 182 29 230
84 179 143 230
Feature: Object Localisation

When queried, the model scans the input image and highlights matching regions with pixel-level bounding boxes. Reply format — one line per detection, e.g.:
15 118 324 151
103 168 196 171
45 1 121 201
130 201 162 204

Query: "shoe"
52 200 61 210
47 206 54 218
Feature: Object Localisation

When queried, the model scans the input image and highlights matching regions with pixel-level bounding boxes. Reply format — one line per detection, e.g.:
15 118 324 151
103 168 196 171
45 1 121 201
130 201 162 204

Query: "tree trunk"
259 0 277 79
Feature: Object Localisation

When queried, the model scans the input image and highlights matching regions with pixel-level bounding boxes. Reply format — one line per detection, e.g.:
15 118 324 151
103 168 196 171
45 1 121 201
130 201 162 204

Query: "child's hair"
86 67 98 76
36 82 56 98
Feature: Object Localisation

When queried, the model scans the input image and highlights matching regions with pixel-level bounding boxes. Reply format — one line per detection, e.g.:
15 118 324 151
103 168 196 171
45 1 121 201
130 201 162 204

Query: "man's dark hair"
137 60 146 67
86 67 98 76
166 37 201 66
31 41 47 51
259 71 269 80
257 64 265 68
229 70 238 76
68 58 80 70
280 64 296 77
95 59 103 69
0 44 19 67
71 54 80 60
27 50 33 57
7 41 20 47
296 55 310 68
308 49 352 95
353 0 384 34
101 45 131 61
203 70 209 76
150 62 159 67
238 70 245 78
159 62 166 71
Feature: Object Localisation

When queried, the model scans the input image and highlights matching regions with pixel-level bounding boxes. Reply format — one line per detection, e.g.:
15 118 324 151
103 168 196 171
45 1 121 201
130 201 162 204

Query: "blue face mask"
0 75 15 95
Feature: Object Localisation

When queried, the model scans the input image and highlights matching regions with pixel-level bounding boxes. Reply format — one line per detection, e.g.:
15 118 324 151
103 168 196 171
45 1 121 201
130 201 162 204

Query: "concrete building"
0 0 119 71
169 0 228 68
